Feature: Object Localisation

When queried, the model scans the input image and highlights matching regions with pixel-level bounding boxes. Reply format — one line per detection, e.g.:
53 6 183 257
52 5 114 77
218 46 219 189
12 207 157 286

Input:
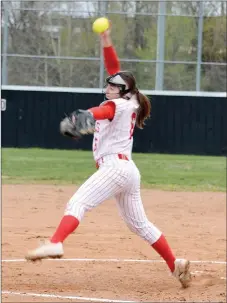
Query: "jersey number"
129 113 136 139
93 122 100 152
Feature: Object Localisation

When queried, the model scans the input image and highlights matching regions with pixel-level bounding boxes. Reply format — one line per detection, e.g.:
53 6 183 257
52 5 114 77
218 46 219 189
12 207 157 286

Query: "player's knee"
125 222 137 234
126 220 161 244
65 199 88 221
126 221 147 237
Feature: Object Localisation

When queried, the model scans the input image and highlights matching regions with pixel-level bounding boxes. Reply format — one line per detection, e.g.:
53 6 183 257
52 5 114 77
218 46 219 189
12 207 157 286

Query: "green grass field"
2 148 226 191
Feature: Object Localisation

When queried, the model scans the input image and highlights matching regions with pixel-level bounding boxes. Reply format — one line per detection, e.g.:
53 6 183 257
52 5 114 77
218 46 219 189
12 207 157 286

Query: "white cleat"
173 259 191 288
25 241 64 262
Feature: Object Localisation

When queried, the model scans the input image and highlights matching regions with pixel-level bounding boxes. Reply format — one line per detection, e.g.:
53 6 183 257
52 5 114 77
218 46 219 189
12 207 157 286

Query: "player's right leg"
115 190 191 288
25 165 129 261
115 163 191 288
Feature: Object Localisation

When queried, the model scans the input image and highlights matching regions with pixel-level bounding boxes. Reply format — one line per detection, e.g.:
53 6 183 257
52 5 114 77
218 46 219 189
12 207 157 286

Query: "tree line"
1 1 226 91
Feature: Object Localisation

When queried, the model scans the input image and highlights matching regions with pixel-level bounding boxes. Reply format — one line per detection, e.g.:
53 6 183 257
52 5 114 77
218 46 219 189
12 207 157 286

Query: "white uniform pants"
65 155 161 245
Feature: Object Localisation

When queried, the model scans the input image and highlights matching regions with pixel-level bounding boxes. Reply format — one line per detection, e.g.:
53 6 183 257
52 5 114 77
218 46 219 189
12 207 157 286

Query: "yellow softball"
92 17 110 34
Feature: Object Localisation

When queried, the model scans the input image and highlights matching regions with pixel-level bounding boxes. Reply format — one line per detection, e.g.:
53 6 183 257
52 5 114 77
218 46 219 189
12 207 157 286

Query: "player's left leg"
115 189 191 288
25 164 131 262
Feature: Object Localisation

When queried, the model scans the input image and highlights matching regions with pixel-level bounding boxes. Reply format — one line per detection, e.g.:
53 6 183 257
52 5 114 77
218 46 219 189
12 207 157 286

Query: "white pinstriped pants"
65 155 162 245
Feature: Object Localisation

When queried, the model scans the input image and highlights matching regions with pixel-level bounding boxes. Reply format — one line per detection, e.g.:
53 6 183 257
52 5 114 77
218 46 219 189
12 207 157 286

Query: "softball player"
26 27 191 288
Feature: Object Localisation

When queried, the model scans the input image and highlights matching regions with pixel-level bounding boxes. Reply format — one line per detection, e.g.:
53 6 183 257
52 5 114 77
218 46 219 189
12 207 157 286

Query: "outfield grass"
2 148 226 191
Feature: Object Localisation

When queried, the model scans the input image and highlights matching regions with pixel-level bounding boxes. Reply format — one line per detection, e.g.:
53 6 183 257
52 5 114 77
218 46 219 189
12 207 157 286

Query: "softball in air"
92 17 110 34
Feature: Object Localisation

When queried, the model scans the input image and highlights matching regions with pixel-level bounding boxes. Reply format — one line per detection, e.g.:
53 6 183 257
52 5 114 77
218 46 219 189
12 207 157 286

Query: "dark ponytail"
136 91 151 129
119 71 151 129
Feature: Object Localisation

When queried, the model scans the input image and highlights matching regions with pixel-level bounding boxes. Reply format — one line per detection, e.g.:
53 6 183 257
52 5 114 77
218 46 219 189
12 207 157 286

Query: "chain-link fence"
1 1 226 92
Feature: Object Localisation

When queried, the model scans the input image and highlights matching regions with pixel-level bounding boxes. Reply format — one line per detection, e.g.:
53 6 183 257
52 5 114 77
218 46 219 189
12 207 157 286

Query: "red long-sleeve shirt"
89 101 115 120
88 45 121 120
103 46 120 75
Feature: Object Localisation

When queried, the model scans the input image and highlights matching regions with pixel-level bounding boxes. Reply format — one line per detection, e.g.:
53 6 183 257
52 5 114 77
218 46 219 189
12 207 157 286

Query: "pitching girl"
26 23 191 288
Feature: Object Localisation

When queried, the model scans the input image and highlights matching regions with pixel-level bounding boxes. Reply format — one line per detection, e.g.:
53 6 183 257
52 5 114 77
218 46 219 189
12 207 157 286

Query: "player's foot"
25 241 64 262
172 259 191 288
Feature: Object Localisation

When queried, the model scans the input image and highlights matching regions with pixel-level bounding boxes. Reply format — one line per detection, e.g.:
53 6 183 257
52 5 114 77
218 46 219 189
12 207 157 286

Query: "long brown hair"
119 71 151 129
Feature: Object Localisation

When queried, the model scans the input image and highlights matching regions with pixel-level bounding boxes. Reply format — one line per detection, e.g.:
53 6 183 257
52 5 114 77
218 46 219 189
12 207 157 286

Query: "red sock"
50 215 79 243
152 234 176 272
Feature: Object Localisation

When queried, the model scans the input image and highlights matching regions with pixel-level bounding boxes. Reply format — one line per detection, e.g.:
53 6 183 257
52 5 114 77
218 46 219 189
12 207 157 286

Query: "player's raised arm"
92 17 120 75
100 27 121 75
